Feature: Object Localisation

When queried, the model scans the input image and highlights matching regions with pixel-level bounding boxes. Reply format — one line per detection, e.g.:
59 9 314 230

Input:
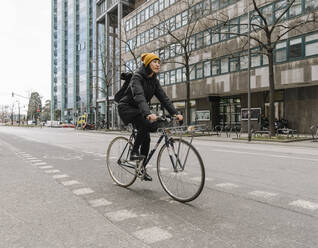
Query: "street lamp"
247 0 252 142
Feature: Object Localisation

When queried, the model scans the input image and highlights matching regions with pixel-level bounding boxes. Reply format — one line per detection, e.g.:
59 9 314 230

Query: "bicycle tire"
157 138 205 202
106 136 137 187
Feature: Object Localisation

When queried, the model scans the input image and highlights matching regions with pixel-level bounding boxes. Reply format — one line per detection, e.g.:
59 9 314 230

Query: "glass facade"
51 0 95 122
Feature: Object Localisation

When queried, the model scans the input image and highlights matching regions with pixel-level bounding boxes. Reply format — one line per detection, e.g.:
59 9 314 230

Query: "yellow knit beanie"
141 53 160 67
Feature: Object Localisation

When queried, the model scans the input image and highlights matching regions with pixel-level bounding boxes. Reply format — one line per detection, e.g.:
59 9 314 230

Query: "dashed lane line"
39 166 54 169
248 191 278 199
61 180 80 186
33 162 47 166
45 169 61 174
215 183 239 189
289 200 318 210
89 198 112 207
53 174 69 179
72 188 94 196
104 209 138 222
133 227 173 244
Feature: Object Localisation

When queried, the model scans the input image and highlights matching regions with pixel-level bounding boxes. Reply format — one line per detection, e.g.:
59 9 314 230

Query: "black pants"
131 114 157 161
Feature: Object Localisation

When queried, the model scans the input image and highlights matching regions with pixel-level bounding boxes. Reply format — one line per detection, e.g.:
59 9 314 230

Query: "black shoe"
130 151 145 161
143 171 152 181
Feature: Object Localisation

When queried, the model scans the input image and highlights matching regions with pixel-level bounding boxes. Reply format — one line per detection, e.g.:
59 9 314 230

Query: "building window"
251 49 261 67
262 4 273 25
305 0 318 11
229 57 239 72
196 32 204 49
170 70 176 84
230 19 238 38
159 0 164 11
159 72 165 85
305 32 318 56
212 60 220 75
289 0 302 17
220 26 228 41
204 30 211 46
275 41 287 62
240 15 248 34
196 62 203 79
165 71 170 85
149 4 154 17
181 10 188 26
176 68 182 83
211 0 219 11
212 28 220 44
221 58 229 73
170 43 176 58
275 0 288 21
174 13 181 29
190 66 195 80
204 60 211 77
240 54 248 69
220 0 228 8
289 37 302 59
169 16 176 31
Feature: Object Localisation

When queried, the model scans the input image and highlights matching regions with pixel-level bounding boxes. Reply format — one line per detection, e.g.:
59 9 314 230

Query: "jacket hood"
137 65 157 81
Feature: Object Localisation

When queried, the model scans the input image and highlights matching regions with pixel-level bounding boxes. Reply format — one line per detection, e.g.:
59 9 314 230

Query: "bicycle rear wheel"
157 138 205 202
107 136 137 187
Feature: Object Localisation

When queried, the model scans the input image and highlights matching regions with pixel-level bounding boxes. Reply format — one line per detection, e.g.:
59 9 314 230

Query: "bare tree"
155 0 204 125
203 0 317 135
93 42 114 129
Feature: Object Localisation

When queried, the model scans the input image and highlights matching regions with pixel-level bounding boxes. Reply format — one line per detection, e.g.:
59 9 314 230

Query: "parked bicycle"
106 116 205 203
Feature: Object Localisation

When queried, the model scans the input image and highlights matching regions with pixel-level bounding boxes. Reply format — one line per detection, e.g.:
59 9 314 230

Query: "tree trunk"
185 65 191 126
106 86 110 130
267 51 275 136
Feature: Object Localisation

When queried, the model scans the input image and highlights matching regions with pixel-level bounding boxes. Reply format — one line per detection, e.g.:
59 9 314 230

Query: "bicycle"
106 116 205 202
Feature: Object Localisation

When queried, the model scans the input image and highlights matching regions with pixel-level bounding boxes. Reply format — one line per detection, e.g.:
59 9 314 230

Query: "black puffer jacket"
118 65 177 125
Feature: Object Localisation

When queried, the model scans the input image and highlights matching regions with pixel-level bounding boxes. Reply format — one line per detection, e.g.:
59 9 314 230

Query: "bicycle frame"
118 129 185 173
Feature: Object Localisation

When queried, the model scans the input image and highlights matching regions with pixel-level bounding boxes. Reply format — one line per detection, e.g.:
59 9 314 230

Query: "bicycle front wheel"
106 136 137 187
157 138 205 202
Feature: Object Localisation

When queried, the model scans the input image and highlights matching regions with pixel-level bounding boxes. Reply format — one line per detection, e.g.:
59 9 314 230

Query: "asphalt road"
0 126 317 248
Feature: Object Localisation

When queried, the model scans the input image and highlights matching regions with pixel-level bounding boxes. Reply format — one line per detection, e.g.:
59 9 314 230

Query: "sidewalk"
84 128 318 148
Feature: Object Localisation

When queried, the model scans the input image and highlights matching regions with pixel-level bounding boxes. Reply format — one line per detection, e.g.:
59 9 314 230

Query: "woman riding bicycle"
118 53 183 181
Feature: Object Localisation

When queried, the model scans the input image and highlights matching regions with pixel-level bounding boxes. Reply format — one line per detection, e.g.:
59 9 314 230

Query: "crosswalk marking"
133 227 172 244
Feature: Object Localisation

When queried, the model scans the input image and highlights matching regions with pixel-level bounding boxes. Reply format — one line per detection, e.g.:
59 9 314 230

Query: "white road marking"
61 180 80 186
39 166 53 169
215 183 239 189
212 149 318 162
289 200 318 210
133 227 172 244
45 169 61 174
26 157 37 160
29 160 42 163
105 209 138 222
89 198 112 207
248 191 278 199
191 177 213 182
53 174 69 179
72 188 94 196
33 162 47 166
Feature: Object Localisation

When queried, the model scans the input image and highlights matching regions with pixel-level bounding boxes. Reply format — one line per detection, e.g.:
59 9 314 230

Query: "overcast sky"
0 1 51 112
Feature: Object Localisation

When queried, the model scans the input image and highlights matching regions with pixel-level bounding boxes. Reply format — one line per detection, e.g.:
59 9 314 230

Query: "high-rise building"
51 0 95 123
95 0 144 128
